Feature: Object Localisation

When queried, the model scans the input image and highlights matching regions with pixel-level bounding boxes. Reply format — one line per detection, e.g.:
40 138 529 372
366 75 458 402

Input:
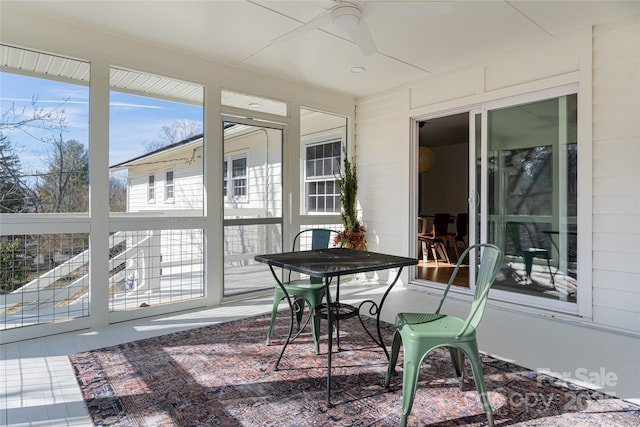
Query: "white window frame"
304 139 342 215
224 153 248 202
147 173 156 203
164 169 174 203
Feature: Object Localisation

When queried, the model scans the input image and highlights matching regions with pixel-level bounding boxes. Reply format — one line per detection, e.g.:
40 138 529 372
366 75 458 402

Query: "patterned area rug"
70 313 640 426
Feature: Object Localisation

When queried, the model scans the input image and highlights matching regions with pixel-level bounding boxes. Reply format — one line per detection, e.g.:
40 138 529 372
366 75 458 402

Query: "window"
0 45 90 214
300 108 347 215
165 170 174 201
148 174 155 202
232 157 247 198
1 45 92 334
223 155 247 201
305 140 341 213
108 67 204 214
223 161 228 198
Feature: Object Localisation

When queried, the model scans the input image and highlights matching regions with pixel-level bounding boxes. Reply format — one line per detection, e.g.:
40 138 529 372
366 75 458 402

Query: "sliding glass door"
416 86 579 313
478 89 578 311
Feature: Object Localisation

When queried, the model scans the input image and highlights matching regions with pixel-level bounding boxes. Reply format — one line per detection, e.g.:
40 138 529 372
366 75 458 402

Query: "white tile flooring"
1 280 387 427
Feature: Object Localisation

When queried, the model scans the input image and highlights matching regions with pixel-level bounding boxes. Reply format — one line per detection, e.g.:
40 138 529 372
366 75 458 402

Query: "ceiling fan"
272 1 452 56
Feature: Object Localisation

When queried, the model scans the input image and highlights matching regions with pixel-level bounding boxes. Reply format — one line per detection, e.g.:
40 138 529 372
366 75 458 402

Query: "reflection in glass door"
223 120 283 296
484 93 578 306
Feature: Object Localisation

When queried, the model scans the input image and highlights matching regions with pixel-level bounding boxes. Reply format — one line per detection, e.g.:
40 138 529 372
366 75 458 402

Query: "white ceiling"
4 0 640 98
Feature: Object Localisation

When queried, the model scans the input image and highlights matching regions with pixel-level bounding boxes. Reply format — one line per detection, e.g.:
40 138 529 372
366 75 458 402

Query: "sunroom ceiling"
0 45 204 105
2 1 639 98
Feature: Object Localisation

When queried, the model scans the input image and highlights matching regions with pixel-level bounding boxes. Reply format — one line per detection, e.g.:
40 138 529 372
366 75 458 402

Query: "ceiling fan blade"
271 12 332 43
363 1 453 17
349 19 377 55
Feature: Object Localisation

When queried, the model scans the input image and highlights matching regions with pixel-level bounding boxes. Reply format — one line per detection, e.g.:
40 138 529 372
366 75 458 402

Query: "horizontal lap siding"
591 15 640 333
356 90 409 262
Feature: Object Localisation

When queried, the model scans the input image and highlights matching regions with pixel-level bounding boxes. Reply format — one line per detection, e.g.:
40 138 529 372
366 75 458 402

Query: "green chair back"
434 243 503 339
291 228 339 284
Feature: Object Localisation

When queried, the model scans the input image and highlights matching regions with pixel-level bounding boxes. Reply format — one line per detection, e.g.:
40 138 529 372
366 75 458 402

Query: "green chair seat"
385 243 503 427
396 315 469 339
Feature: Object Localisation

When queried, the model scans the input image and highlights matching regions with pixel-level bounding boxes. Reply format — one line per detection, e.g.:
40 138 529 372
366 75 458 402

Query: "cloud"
0 97 88 105
110 102 166 111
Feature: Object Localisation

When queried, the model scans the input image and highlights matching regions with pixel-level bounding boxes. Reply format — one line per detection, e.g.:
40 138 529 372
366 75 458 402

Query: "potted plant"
335 149 367 250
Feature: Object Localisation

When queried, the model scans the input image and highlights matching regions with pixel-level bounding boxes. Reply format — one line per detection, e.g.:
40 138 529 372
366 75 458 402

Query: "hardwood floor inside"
416 259 470 288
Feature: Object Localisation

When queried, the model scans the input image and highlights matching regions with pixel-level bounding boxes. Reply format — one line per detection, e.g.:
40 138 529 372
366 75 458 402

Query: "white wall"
355 15 640 400
591 14 640 333
420 143 469 216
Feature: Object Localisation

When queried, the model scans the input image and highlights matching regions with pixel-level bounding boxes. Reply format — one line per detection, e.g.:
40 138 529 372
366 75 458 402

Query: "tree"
0 133 30 213
1 96 72 212
143 119 202 152
109 176 127 212
37 138 89 213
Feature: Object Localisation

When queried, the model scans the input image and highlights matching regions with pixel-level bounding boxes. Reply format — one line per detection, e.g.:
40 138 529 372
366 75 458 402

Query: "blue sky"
0 71 203 173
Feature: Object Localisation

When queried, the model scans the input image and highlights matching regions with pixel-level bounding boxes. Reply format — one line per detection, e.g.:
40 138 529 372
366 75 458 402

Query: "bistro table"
255 247 418 407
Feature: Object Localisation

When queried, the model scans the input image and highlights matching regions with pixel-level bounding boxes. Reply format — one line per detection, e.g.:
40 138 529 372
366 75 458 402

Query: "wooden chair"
444 212 468 261
424 213 452 264
417 217 431 260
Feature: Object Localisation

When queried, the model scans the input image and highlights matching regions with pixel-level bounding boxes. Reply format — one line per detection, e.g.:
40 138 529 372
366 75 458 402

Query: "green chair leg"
399 340 426 427
385 331 402 387
265 293 282 346
463 343 495 427
266 285 323 354
449 347 466 390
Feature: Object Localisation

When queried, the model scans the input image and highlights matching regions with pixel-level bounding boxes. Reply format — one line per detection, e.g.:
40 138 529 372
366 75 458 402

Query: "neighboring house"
110 134 205 214
109 120 343 270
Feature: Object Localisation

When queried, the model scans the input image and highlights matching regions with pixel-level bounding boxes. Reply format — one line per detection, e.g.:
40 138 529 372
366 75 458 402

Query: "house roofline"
109 133 203 170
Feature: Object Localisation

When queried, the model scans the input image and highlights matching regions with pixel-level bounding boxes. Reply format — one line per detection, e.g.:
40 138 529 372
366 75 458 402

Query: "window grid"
305 141 341 213
223 161 228 197
165 170 174 201
148 174 155 202
232 158 247 198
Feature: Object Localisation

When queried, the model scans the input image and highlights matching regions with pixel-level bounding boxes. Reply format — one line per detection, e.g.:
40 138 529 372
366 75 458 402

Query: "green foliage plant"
337 148 360 232
336 149 367 250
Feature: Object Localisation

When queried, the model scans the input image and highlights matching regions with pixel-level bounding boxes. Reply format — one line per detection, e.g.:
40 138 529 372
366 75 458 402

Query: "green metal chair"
384 243 503 427
506 221 554 285
265 228 339 354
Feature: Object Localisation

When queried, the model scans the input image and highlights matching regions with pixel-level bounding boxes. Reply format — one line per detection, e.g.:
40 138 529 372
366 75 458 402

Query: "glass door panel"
416 112 471 287
223 120 283 296
485 94 578 305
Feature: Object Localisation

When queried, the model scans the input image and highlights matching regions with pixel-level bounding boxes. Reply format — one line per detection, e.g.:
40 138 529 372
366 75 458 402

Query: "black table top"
255 247 417 277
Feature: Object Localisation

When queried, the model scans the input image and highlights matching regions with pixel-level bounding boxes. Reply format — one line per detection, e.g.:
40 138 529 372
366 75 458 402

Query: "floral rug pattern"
69 313 640 426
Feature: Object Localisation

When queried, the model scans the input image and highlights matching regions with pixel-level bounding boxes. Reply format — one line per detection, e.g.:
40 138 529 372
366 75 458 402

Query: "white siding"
356 89 410 268
591 14 640 332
